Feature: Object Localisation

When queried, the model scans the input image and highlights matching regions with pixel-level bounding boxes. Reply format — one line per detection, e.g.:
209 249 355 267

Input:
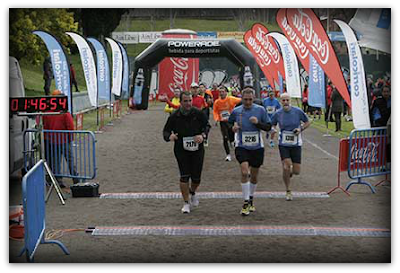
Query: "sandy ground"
9 103 391 263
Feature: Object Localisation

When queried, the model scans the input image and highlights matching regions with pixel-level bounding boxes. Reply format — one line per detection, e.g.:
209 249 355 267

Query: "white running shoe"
225 154 232 161
190 194 199 207
181 203 191 213
285 191 293 201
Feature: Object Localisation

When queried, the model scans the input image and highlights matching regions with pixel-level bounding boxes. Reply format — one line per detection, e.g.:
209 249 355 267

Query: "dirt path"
9 103 391 263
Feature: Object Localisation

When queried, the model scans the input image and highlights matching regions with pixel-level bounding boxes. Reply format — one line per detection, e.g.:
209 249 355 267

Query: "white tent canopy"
349 9 391 54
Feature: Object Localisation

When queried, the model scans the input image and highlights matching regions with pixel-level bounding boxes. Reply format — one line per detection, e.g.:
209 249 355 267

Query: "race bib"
242 131 259 147
220 110 230 120
281 131 298 145
183 137 199 151
266 106 276 114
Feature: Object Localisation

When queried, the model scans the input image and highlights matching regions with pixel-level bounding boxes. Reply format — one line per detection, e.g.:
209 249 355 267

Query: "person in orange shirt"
213 85 241 161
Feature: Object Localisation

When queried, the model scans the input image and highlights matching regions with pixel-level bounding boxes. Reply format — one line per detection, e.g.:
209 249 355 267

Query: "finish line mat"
89 225 390 237
100 191 330 199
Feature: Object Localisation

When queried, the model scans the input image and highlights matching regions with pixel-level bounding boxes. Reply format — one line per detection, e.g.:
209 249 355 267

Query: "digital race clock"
9 96 68 114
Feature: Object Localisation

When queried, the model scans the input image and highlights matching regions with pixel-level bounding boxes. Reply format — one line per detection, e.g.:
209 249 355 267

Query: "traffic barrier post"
328 127 390 195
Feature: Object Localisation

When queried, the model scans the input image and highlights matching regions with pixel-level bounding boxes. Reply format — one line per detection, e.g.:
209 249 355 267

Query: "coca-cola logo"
350 142 378 164
279 15 309 60
168 57 189 92
247 35 271 67
290 9 330 65
254 26 281 64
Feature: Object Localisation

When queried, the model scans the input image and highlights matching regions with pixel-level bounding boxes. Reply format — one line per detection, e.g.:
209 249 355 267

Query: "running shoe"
203 139 209 147
190 193 199 207
225 154 232 162
181 203 191 213
269 140 275 148
240 203 250 216
286 191 293 201
249 199 256 212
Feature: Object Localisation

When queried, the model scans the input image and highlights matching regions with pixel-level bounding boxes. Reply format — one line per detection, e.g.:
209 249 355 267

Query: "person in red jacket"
43 89 79 187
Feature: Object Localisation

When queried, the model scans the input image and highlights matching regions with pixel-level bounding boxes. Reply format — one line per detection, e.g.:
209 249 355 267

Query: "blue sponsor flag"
118 42 130 99
33 30 72 113
87 38 111 102
308 54 325 108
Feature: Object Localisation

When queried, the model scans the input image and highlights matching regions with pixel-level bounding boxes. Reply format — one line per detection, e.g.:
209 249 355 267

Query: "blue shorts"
278 145 302 164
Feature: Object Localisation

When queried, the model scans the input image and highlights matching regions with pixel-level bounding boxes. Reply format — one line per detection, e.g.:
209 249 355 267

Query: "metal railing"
23 129 97 181
346 127 390 193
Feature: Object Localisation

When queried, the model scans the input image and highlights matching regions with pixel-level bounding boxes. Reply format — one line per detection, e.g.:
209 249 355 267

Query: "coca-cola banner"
285 8 351 107
244 30 276 89
158 32 199 97
251 23 286 81
276 8 310 72
159 57 199 97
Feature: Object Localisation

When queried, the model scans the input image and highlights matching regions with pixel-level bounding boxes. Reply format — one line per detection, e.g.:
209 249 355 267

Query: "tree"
71 8 127 39
9 8 78 63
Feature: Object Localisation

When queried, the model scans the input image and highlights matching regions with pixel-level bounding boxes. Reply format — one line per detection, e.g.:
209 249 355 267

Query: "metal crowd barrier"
346 127 390 193
18 160 69 262
23 129 97 181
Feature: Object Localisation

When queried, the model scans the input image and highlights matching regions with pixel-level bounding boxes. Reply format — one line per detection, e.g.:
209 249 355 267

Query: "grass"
309 114 355 139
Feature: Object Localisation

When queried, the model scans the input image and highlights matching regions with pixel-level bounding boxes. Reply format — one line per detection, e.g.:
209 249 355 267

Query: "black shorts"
174 148 205 183
235 147 264 168
278 145 302 164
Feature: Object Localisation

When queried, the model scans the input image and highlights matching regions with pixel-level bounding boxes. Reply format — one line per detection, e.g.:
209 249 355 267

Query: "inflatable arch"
129 38 259 110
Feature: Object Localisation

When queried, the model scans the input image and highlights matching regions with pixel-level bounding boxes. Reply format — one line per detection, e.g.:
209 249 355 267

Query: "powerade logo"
113 51 121 76
167 40 221 48
167 40 221 54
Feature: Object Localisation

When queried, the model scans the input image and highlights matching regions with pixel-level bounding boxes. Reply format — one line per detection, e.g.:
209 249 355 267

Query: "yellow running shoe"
240 203 250 216
249 200 256 212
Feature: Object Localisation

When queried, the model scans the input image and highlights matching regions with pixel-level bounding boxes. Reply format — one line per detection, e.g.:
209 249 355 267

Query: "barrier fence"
19 160 69 262
73 100 126 131
23 129 97 181
328 127 390 195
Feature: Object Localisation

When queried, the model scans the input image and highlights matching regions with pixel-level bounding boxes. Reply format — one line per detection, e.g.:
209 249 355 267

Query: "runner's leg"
282 158 292 191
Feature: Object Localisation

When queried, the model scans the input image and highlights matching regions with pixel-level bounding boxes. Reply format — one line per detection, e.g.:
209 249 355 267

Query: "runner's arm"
162 115 175 142
253 121 272 132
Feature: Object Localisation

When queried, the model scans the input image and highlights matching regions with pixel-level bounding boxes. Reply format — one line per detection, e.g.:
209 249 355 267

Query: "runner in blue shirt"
270 93 310 201
262 89 281 148
228 88 271 216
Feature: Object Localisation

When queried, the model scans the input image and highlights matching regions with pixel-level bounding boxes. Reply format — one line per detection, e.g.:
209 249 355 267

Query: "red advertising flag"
285 8 351 107
243 30 276 89
276 8 310 72
251 23 286 80
158 33 199 98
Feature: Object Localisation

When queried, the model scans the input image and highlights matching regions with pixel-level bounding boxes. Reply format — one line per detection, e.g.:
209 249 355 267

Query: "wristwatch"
202 133 207 139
